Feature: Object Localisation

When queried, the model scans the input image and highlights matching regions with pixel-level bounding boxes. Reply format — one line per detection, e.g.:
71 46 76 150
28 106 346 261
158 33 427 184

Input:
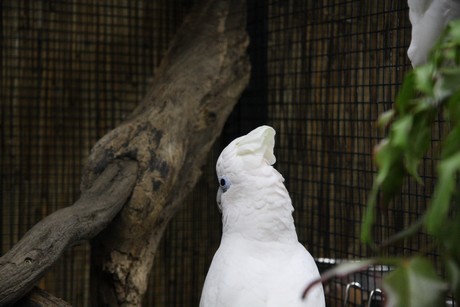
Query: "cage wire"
0 0 455 306
1 0 193 305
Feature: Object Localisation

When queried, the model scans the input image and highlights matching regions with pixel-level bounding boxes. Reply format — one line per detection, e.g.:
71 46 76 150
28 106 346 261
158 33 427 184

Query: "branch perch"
85 0 250 305
13 287 72 307
0 160 138 306
0 0 248 305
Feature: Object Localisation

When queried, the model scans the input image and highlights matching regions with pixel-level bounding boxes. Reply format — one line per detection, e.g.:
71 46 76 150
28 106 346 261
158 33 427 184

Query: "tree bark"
13 287 72 307
0 0 248 305
85 0 250 306
0 160 138 306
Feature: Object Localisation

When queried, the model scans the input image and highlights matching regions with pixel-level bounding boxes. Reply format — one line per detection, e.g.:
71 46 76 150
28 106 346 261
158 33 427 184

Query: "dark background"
1 1 448 306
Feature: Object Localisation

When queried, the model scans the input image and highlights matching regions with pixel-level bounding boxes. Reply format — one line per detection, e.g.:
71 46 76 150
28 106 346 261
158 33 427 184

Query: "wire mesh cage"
0 0 455 306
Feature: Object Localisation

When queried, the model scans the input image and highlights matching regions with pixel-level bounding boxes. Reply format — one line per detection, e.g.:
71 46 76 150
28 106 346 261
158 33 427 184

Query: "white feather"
408 0 460 67
200 126 325 307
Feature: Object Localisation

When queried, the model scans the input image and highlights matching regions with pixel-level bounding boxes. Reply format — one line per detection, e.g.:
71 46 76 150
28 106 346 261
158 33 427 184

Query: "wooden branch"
13 287 72 307
85 0 250 305
0 160 138 306
0 0 248 305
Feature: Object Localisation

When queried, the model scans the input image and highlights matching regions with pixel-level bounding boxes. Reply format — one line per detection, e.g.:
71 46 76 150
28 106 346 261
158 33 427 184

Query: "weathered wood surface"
0 0 248 304
13 287 72 307
84 0 250 306
0 160 138 306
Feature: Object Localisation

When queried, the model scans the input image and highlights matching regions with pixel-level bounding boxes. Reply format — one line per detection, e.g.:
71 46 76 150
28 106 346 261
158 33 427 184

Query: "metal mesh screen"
265 1 411 257
264 1 409 305
1 1 453 306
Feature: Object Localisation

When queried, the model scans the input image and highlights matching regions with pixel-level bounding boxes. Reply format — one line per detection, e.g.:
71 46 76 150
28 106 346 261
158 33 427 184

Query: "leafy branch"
304 20 460 306
363 20 460 243
362 19 460 306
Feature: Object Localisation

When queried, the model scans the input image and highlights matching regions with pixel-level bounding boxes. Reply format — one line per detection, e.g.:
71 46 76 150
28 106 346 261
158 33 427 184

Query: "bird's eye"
218 176 231 192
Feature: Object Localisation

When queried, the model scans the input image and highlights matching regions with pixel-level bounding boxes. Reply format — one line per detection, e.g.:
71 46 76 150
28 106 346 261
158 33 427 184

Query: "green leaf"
446 258 460 303
378 109 395 128
395 71 416 114
438 208 460 300
380 165 405 201
426 152 460 235
439 208 460 263
361 182 379 245
414 63 435 95
441 125 460 159
404 112 435 183
447 20 460 44
390 116 412 149
434 67 460 102
373 139 405 202
374 139 398 184
383 257 448 307
446 90 460 124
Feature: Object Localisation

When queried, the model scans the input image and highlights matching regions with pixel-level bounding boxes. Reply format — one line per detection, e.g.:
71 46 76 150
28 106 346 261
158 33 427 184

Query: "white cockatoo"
200 126 325 307
408 0 460 67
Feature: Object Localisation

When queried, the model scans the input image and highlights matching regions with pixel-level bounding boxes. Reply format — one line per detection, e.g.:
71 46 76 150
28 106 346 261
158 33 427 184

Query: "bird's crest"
235 125 276 166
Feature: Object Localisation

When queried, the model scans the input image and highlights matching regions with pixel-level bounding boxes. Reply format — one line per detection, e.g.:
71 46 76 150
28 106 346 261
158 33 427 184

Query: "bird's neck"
218 166 300 242
221 186 299 243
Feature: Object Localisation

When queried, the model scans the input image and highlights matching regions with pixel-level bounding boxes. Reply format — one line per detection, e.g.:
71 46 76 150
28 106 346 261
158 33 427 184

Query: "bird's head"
215 126 296 240
216 124 294 212
216 125 276 207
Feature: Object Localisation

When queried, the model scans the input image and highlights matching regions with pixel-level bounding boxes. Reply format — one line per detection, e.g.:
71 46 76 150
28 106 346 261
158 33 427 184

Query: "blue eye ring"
218 176 231 192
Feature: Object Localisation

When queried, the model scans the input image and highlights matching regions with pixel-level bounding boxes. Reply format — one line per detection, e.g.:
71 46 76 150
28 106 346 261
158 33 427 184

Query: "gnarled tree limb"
0 0 248 305
85 0 250 305
0 160 138 306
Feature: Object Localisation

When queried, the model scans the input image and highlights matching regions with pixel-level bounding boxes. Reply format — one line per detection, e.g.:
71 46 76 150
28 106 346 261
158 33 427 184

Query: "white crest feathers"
234 125 276 166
